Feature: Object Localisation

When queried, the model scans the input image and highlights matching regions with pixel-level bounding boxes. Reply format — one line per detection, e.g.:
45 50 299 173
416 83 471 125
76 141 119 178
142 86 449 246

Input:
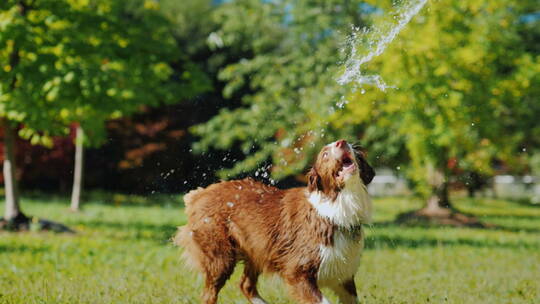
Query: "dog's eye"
322 152 328 158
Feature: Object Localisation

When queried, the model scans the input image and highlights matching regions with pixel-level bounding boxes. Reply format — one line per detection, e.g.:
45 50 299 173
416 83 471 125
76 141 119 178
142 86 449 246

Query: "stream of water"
338 0 428 91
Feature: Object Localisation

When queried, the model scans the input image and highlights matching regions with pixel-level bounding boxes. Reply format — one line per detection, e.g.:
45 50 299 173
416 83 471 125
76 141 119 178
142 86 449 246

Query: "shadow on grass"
486 225 540 234
507 197 540 208
366 217 540 249
78 218 540 250
477 214 540 220
374 219 540 234
0 244 50 254
23 191 184 209
364 233 540 250
79 220 178 242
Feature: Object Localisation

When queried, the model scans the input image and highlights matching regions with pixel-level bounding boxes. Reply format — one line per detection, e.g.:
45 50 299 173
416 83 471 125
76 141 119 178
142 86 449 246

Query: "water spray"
338 0 428 91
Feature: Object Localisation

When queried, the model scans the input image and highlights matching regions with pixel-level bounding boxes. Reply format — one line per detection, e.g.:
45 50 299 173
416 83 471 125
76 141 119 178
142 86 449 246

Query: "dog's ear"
307 168 322 192
354 147 375 185
359 158 375 185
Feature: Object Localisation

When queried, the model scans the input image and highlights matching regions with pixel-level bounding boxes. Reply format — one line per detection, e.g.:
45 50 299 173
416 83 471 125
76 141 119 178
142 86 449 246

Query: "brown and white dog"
174 140 375 304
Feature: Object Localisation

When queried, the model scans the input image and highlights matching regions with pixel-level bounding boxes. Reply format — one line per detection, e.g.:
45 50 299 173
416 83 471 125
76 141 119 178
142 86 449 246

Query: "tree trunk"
2 119 23 221
467 186 475 198
426 179 451 211
395 166 487 227
70 125 84 212
0 2 31 228
423 165 451 212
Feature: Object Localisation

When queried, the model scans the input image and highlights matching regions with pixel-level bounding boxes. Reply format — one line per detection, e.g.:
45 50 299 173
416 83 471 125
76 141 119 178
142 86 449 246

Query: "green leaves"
194 0 539 191
194 0 364 179
0 0 209 147
342 0 540 196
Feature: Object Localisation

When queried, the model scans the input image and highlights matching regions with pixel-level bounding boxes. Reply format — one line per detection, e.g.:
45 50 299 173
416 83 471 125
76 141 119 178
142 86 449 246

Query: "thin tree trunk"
3 119 22 221
424 165 450 210
428 180 451 209
1 1 29 227
70 125 84 212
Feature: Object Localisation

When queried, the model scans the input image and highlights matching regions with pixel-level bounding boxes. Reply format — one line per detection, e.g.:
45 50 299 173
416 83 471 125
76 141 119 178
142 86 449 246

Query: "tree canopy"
194 0 540 200
340 0 540 198
0 0 538 201
0 0 209 146
193 0 369 180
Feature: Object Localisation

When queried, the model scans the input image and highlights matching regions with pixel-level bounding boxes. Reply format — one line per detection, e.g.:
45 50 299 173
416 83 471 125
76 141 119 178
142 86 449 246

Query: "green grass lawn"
1 195 539 304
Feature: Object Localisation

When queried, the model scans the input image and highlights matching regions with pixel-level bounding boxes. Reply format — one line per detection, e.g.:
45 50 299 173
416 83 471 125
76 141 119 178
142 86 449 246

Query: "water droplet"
227 202 234 208
204 217 210 223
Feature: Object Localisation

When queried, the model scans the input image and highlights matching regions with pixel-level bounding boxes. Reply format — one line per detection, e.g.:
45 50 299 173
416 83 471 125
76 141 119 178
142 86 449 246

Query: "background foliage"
0 0 538 196
191 0 539 203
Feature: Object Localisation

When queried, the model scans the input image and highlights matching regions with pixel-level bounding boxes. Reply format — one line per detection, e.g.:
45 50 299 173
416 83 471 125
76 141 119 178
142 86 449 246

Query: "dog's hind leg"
201 252 235 304
194 228 237 304
240 262 267 304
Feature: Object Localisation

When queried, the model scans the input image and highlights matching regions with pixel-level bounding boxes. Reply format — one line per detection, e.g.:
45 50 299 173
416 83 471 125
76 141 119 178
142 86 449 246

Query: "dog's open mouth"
336 153 356 179
342 154 354 168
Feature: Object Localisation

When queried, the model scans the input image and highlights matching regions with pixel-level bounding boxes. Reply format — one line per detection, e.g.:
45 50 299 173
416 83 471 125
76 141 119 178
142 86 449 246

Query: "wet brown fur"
174 142 374 304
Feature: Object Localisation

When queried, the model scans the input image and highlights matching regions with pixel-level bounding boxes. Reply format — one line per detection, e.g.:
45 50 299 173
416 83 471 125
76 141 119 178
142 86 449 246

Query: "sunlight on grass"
1 196 539 303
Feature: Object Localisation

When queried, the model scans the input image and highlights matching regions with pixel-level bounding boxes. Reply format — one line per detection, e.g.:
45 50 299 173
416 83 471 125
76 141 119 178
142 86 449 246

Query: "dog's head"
307 140 375 198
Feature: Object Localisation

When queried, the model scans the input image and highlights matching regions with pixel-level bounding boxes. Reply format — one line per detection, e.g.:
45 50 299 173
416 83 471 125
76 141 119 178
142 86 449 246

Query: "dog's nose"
335 140 347 148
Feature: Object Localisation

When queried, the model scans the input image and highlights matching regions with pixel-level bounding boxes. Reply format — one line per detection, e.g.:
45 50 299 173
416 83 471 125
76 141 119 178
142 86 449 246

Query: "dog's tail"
172 226 204 271
172 187 207 272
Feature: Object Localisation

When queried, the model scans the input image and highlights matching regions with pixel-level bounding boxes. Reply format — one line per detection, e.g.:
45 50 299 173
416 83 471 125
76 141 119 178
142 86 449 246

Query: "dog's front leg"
286 274 330 304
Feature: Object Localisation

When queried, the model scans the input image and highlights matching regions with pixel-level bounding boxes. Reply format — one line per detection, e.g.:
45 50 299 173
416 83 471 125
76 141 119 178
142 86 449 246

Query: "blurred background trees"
193 0 539 222
337 0 540 223
0 0 539 226
192 0 366 181
0 0 208 225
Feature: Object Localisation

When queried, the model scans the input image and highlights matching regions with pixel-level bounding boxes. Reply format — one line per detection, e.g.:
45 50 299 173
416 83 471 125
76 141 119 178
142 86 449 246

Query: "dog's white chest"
307 174 372 228
307 172 371 284
318 229 364 284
